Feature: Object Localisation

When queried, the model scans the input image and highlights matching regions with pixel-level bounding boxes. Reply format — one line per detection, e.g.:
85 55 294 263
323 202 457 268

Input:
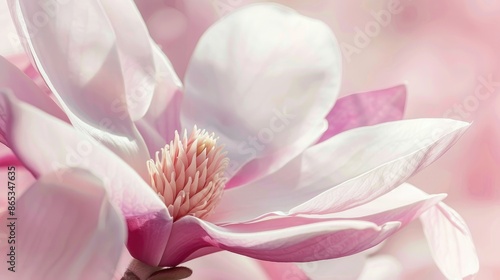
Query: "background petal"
318 84 407 143
421 203 479 279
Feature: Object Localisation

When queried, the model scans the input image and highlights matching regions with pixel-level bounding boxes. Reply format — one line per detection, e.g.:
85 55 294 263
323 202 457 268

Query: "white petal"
211 119 468 223
182 3 341 185
420 203 479 279
160 216 399 266
100 0 156 121
0 91 166 217
11 0 150 175
137 44 183 155
0 169 126 280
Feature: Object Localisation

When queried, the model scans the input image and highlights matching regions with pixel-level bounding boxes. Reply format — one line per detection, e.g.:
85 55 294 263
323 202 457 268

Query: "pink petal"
0 2 20 56
0 55 67 121
0 164 34 213
0 146 34 213
3 53 31 72
420 203 479 279
4 53 51 95
329 183 446 227
318 84 407 143
10 0 150 176
112 248 133 280
159 216 399 266
141 46 183 141
182 4 341 186
0 92 171 266
231 184 442 238
211 183 443 238
135 118 169 158
202 184 441 279
0 169 126 280
0 144 22 167
99 0 156 121
136 45 183 156
211 119 469 223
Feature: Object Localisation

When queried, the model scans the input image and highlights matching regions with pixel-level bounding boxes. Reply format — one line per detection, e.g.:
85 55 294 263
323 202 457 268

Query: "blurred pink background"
134 0 500 278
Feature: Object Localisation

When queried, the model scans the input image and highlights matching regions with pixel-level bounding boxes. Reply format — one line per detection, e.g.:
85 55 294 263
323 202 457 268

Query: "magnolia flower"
0 75 415 280
0 165 392 280
1 1 477 279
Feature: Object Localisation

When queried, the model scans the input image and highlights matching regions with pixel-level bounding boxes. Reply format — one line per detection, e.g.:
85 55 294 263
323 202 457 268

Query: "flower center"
147 127 229 221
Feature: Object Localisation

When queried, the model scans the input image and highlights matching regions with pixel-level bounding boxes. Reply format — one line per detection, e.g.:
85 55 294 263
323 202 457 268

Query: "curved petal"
318 84 407 143
143 45 183 137
182 3 342 186
328 183 445 225
211 119 468 223
0 2 20 56
112 248 133 280
135 44 183 158
10 0 150 176
0 146 33 213
181 184 441 278
0 144 22 166
99 0 155 121
135 44 183 156
0 55 67 121
159 216 399 267
193 184 441 279
217 183 444 231
0 91 171 266
0 169 126 280
0 166 34 214
420 203 479 279
4 53 51 95
135 118 168 158
213 183 443 238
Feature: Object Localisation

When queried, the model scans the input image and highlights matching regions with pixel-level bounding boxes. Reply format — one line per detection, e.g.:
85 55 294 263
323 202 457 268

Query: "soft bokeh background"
1 0 498 279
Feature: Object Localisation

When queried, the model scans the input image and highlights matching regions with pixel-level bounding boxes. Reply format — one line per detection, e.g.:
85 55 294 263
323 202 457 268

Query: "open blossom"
0 1 478 279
